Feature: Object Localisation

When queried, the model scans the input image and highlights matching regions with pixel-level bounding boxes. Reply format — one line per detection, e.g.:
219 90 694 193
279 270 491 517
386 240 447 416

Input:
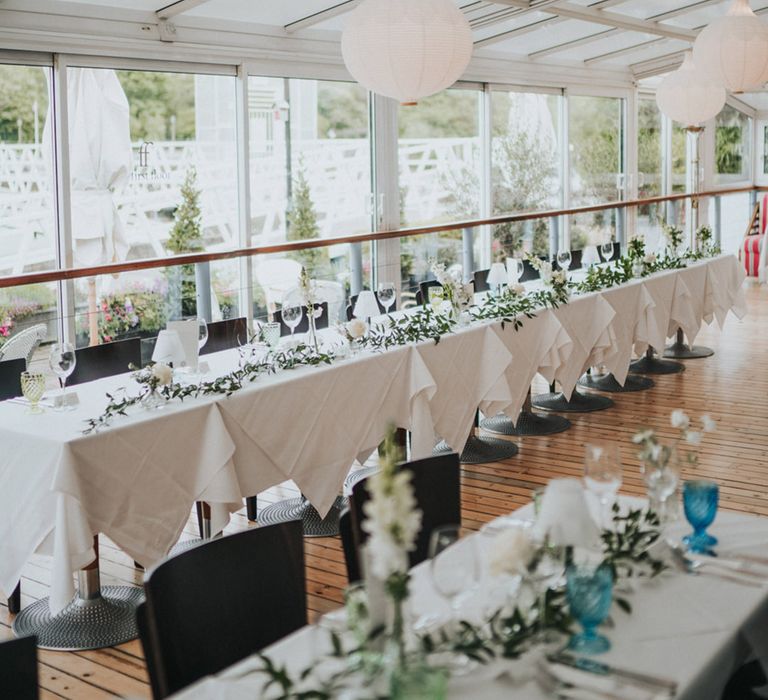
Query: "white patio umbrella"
46 68 133 345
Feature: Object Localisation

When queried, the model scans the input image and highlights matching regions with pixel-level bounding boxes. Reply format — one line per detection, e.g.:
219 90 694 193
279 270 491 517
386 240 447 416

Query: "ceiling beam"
585 36 668 65
155 0 211 20
473 0 636 48
529 27 618 59
284 0 361 33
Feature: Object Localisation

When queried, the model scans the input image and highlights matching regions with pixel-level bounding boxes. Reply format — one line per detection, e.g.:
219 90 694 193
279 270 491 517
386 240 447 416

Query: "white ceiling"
5 0 768 110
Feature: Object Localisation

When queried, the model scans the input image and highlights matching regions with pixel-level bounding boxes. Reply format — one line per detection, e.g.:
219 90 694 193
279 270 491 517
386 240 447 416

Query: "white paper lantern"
693 0 768 94
341 0 473 105
656 52 726 128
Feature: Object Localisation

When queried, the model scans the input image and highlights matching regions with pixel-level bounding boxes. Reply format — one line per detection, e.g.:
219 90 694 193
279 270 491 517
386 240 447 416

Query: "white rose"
489 527 534 577
643 253 657 265
152 362 172 386
686 431 702 446
346 318 368 340
701 414 716 433
510 283 526 296
670 409 690 430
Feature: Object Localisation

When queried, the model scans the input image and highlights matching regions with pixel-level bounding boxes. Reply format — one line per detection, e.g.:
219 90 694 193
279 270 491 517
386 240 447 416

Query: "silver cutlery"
548 651 677 697
537 658 625 700
667 542 766 579
669 547 763 588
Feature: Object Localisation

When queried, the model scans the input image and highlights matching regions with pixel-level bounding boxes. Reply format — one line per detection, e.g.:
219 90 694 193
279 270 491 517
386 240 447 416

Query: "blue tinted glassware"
566 565 613 655
682 480 719 553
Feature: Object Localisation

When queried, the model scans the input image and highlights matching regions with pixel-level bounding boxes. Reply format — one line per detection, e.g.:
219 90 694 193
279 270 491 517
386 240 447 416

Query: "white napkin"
534 479 601 548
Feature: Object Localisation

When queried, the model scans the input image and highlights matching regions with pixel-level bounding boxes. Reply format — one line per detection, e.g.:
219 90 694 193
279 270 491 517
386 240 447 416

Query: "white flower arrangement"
634 409 716 470
430 261 473 313
346 318 369 340
131 361 172 391
525 255 569 302
508 283 526 296
151 362 173 386
643 252 657 266
489 527 535 578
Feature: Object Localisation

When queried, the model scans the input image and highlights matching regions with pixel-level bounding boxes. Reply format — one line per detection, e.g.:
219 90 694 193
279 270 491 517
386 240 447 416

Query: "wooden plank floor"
3 282 767 699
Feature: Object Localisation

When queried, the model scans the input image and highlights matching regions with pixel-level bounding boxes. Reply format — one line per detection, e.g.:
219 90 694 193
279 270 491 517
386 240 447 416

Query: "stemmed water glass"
48 342 76 411
429 525 480 613
556 250 572 274
584 442 622 528
197 318 208 353
507 258 525 285
682 480 719 554
282 305 303 340
378 282 396 315
600 241 615 263
20 371 46 414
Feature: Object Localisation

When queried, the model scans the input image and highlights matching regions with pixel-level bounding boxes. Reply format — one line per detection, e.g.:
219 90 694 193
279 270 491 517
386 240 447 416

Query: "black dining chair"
138 522 306 699
341 453 461 583
519 258 542 282
0 635 38 699
0 357 25 400
473 268 490 293
200 317 247 355
598 241 621 263
273 302 329 336
68 338 142 386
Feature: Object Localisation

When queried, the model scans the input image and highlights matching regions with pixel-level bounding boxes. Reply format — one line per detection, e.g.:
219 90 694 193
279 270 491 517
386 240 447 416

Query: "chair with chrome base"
138 522 306 699
341 453 461 583
0 635 38 699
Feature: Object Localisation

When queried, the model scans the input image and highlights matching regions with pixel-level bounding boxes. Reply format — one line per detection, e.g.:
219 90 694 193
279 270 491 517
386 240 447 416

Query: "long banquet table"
169 496 768 700
0 255 747 614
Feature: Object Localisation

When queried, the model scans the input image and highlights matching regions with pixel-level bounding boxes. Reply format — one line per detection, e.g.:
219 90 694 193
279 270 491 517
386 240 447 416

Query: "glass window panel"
637 96 663 251
0 64 59 357
716 104 751 181
249 77 372 324
491 90 562 259
569 95 624 251
67 67 239 347
398 89 482 294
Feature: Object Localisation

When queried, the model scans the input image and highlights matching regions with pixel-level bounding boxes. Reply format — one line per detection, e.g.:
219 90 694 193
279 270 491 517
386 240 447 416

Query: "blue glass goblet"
566 565 613 655
682 480 719 554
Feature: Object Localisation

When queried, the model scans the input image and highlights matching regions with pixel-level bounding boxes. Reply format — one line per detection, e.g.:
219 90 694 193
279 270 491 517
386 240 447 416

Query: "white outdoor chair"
0 323 47 366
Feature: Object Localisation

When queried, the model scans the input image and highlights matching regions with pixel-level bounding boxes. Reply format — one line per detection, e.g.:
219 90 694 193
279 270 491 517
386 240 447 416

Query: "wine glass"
682 480 719 554
20 371 46 414
429 525 480 613
197 318 208 352
584 442 622 528
600 241 614 263
508 258 525 284
48 342 76 411
282 305 303 339
566 564 613 655
556 250 572 272
378 282 396 315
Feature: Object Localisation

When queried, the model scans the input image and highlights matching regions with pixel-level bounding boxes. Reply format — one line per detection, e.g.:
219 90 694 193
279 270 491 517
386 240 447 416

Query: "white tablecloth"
0 255 746 614
171 497 768 700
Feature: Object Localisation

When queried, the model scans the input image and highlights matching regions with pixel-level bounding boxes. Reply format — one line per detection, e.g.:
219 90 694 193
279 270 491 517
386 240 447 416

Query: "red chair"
741 195 766 278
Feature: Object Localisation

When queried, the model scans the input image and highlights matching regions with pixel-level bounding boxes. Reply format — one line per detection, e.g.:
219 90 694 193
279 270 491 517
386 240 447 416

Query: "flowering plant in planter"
97 284 167 343
0 299 43 348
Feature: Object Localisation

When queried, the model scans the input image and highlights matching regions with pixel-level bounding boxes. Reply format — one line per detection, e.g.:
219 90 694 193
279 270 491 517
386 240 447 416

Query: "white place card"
167 320 200 370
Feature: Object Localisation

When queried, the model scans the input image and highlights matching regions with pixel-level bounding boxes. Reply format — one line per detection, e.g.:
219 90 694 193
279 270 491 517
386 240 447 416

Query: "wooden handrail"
0 184 761 289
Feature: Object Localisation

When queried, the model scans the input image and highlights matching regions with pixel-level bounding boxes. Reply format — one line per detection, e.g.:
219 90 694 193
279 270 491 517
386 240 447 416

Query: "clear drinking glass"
20 371 46 414
428 286 444 310
584 442 622 527
48 342 76 411
556 250 572 272
600 242 614 262
429 525 479 612
197 318 208 352
378 283 396 314
262 321 281 349
525 539 566 642
282 305 303 339
507 257 525 285
640 449 680 523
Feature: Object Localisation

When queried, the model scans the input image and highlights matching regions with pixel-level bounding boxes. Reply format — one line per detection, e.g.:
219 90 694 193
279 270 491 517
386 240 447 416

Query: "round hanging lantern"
341 0 473 105
693 0 768 93
656 52 726 128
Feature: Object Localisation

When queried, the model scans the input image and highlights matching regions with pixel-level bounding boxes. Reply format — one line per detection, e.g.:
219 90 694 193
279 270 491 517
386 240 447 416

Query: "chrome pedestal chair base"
344 466 380 493
433 434 518 464
629 350 684 375
258 495 347 538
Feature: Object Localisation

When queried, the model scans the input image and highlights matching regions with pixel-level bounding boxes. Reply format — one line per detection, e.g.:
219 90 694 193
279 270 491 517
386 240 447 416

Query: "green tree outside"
287 162 331 278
